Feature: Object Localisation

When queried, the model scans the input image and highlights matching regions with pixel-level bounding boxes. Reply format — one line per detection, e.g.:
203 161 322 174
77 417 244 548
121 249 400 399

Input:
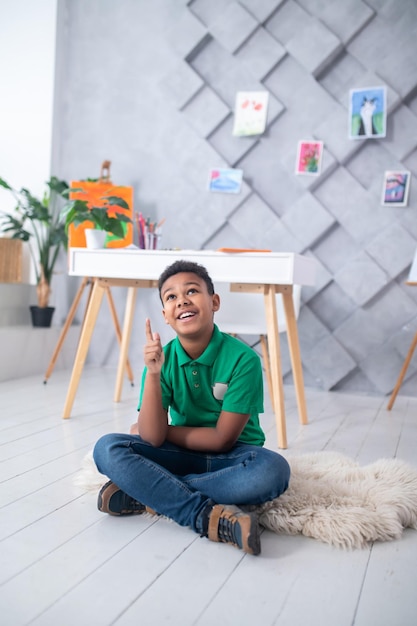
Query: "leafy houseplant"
0 176 69 312
62 192 132 247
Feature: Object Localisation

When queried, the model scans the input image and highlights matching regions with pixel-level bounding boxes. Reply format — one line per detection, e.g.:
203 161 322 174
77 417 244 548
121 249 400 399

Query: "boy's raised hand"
144 318 164 373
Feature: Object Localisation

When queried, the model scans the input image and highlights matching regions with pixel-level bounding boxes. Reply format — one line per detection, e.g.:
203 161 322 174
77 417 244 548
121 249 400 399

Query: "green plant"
0 176 69 308
62 193 132 240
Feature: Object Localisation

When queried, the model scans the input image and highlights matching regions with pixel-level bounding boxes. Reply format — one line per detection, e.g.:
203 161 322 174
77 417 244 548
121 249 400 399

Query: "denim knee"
93 432 121 474
274 453 291 495
261 450 291 499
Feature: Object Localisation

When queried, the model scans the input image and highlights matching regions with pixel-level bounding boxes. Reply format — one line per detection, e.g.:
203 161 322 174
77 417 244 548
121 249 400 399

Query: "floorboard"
1 367 416 626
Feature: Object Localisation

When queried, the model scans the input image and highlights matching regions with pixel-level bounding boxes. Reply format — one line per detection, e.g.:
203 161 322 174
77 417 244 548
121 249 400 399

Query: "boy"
94 260 290 556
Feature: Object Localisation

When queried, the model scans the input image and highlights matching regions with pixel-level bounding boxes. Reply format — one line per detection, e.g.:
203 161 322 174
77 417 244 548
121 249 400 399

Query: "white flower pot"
85 229 106 249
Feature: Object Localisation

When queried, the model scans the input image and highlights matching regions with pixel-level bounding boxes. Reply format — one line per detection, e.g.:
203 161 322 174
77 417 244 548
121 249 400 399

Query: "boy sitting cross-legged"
93 260 290 556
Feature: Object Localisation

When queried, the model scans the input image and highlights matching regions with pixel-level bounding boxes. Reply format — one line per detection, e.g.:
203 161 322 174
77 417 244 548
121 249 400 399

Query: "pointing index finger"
145 318 154 341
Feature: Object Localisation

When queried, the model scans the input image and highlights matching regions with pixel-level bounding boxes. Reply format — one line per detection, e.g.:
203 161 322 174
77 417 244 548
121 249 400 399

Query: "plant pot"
30 306 55 328
85 228 107 249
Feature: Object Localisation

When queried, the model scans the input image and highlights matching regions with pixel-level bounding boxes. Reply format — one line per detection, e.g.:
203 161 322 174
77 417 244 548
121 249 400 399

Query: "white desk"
66 248 316 449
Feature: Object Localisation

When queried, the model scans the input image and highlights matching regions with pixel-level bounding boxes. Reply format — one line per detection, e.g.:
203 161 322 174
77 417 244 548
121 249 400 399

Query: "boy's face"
160 271 220 336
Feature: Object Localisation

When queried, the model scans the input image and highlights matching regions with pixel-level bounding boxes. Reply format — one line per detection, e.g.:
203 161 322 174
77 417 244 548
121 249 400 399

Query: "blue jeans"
93 434 290 535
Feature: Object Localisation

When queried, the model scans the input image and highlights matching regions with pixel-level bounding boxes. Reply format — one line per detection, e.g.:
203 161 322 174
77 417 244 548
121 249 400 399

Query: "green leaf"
104 196 130 210
0 177 12 190
48 176 69 196
107 217 125 239
68 187 86 194
114 212 132 223
0 174 69 301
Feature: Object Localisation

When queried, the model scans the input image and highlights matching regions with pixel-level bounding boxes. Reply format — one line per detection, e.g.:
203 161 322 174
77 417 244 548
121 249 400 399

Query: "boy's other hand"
144 318 164 373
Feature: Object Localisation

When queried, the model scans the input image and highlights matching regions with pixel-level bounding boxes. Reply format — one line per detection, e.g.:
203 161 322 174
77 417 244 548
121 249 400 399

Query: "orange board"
68 180 134 248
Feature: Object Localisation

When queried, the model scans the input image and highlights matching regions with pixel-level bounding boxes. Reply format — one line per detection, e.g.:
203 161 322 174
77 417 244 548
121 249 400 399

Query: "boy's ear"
162 308 170 324
212 293 220 312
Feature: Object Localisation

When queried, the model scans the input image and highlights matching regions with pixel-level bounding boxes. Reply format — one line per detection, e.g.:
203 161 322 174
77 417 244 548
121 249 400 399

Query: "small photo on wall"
295 141 323 175
349 86 387 139
232 91 269 137
381 170 411 206
208 168 243 194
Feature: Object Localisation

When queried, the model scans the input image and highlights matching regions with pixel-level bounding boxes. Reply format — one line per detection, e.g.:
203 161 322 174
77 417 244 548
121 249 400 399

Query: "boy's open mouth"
178 311 196 320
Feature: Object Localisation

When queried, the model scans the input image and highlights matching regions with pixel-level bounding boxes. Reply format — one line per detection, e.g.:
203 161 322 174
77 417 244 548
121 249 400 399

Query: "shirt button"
192 370 198 376
194 383 200 388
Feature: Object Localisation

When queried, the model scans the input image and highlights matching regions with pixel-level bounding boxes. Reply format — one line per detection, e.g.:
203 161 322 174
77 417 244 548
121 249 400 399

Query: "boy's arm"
135 319 169 446
166 410 249 452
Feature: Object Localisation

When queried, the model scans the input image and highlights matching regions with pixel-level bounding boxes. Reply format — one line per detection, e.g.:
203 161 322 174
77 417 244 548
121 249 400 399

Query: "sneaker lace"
121 493 143 509
218 515 240 545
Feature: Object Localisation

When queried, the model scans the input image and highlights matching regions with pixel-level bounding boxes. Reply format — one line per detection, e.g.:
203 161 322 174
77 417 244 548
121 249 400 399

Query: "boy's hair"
158 260 215 301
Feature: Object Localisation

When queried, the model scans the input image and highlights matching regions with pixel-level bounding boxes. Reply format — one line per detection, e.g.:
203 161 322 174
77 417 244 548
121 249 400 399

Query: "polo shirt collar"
175 324 223 366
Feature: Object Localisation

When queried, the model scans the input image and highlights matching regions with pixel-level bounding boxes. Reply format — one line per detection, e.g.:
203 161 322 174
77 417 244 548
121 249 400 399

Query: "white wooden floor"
1 366 417 626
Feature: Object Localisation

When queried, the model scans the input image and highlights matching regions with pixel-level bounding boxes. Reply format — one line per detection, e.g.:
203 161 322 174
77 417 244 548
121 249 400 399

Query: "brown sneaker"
98 480 155 516
207 504 261 555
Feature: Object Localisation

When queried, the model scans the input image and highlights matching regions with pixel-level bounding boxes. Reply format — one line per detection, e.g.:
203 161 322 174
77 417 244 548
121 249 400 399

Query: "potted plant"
0 176 69 327
62 191 132 249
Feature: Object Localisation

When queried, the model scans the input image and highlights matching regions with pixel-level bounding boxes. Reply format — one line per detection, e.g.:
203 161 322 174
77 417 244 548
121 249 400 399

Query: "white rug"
75 450 417 549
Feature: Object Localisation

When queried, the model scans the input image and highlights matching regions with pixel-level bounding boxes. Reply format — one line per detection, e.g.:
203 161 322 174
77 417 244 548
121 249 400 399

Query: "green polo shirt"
138 324 265 446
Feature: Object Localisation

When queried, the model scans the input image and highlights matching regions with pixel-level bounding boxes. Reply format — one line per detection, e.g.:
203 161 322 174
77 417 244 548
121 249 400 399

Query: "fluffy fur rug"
75 450 417 549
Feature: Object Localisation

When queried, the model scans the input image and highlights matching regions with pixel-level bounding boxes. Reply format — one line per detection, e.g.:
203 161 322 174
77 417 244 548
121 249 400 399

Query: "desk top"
68 248 317 286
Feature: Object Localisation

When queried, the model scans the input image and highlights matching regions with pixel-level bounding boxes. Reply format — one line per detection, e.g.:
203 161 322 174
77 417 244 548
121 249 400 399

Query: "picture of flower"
381 171 411 206
295 141 323 176
232 91 269 136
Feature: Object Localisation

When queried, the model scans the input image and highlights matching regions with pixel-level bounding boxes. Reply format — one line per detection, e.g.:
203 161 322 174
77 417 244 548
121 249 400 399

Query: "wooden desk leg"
105 287 135 385
114 286 137 402
387 330 417 410
44 276 90 384
259 334 274 409
282 289 308 426
62 280 105 419
264 285 287 449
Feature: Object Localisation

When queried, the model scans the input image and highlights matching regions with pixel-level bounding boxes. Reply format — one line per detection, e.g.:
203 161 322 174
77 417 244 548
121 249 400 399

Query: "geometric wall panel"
208 3 258 54
334 251 388 306
285 18 341 76
235 27 286 81
281 193 336 249
182 86 230 138
296 0 374 45
54 0 417 398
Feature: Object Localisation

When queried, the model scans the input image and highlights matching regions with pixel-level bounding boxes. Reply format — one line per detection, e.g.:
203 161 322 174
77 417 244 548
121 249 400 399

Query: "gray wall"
53 0 417 397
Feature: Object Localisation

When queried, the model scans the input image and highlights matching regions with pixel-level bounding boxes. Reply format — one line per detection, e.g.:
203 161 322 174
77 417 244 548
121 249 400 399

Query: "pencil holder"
146 232 161 250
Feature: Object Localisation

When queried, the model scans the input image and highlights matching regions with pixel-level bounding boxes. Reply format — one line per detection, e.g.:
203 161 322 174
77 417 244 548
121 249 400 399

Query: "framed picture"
208 168 243 194
349 86 387 139
295 141 323 175
232 91 269 137
381 170 411 206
